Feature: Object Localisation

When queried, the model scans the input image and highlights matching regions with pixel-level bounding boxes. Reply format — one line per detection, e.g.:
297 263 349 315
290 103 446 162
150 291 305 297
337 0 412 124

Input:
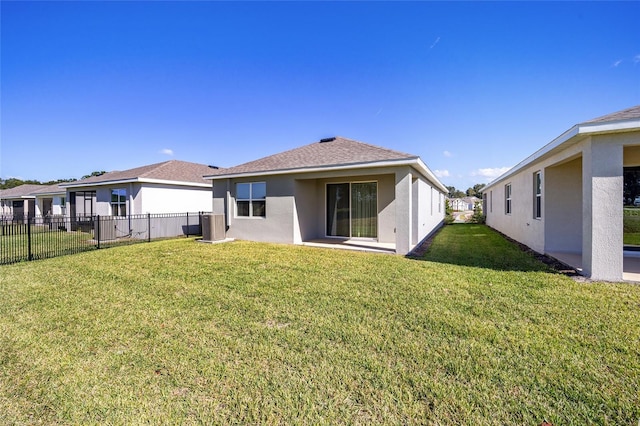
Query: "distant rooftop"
62 160 215 187
0 184 45 199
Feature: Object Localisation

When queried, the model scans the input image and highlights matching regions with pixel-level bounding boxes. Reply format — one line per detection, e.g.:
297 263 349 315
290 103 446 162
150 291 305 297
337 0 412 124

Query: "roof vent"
319 137 336 143
208 165 219 169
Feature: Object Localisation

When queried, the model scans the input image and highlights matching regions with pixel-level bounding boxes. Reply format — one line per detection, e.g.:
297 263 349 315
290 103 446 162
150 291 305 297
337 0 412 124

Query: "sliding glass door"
326 182 377 239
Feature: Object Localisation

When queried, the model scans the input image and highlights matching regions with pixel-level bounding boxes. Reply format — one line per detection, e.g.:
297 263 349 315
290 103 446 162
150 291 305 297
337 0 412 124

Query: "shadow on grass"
408 223 557 273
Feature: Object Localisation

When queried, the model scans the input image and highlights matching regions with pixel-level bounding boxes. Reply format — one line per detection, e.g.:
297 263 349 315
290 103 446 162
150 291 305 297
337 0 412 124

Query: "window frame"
236 182 266 218
110 188 127 217
505 183 512 215
534 171 542 219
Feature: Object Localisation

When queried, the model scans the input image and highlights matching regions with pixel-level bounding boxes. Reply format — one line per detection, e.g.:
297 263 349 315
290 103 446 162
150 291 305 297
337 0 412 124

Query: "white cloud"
612 59 623 67
434 169 450 178
429 36 441 50
443 150 452 157
634 54 640 64
471 166 512 179
160 148 174 156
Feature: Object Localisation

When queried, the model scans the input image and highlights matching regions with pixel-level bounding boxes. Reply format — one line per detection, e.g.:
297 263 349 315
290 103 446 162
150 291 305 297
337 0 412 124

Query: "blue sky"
1 1 639 190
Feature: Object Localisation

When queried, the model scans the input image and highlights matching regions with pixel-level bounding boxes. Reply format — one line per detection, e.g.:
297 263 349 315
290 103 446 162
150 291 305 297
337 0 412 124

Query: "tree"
81 171 106 180
466 183 486 197
446 185 465 198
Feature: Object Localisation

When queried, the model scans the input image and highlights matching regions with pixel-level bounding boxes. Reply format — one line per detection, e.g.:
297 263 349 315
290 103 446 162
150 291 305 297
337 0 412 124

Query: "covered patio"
548 251 640 282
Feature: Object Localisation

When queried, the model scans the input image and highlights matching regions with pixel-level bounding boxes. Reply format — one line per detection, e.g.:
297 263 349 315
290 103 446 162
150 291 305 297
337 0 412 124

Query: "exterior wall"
212 165 445 254
582 135 624 281
139 184 211 213
221 175 296 244
485 138 586 254
65 183 211 217
485 129 640 281
545 157 582 253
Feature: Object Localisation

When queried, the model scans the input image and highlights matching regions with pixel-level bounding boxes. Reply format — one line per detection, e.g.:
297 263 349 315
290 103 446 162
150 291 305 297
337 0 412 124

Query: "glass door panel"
351 182 377 238
326 183 350 237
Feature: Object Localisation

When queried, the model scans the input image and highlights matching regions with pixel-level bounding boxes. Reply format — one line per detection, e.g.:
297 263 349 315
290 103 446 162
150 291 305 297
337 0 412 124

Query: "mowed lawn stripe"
0 225 638 424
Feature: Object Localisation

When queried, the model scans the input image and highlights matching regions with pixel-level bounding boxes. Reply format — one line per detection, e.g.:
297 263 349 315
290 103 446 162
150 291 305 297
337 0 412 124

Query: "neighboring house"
60 160 216 218
449 196 480 211
449 198 468 211
205 136 448 255
483 105 640 282
0 184 43 219
31 183 67 217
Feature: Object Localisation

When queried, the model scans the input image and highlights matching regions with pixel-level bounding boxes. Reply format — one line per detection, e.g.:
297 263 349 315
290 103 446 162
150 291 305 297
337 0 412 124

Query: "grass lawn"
1 225 638 424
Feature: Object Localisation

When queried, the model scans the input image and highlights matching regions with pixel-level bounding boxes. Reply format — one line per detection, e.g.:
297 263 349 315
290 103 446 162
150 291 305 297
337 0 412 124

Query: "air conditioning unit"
202 214 225 241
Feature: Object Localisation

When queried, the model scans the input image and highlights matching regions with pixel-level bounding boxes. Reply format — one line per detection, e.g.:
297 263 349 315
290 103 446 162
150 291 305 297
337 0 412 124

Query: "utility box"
202 214 225 241
97 217 118 241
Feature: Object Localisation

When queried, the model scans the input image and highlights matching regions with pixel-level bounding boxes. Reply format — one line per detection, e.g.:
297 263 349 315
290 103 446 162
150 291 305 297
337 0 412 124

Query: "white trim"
61 178 210 189
485 118 640 190
205 158 449 194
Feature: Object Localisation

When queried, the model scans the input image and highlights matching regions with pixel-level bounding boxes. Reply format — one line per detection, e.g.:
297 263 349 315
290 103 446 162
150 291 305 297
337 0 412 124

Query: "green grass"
1 225 639 424
1 229 95 263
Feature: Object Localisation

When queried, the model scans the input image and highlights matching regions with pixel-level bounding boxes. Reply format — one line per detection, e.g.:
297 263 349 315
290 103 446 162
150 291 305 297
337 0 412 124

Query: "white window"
236 182 266 217
111 188 126 217
534 171 542 219
505 183 512 215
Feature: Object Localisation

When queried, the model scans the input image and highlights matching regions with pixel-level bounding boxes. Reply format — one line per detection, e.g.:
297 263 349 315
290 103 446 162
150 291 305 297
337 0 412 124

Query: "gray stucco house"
205 137 448 254
483 105 640 282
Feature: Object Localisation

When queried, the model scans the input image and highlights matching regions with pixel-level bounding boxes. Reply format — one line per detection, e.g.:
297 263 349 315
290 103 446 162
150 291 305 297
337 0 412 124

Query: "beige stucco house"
483 105 640 282
205 137 447 254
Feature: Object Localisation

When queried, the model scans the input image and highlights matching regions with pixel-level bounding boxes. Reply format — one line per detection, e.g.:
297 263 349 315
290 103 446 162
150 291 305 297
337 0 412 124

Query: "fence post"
27 216 33 261
148 213 151 242
186 212 190 238
96 215 101 249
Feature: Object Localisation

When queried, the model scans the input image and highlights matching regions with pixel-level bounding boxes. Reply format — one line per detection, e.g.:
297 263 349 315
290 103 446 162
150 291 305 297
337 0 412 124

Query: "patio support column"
582 138 623 281
395 168 413 255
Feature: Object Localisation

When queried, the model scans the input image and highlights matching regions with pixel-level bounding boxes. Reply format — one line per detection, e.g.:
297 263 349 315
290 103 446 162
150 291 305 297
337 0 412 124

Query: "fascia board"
61 178 210 189
484 125 581 190
205 158 447 192
485 119 640 191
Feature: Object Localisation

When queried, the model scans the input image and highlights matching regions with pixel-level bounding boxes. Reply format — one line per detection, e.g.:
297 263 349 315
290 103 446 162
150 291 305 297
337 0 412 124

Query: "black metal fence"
0 212 208 265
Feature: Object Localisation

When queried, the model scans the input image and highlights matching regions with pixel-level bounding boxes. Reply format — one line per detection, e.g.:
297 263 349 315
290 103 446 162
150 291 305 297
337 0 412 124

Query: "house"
60 160 216 218
483 105 640 282
31 183 67 217
449 196 481 211
0 184 43 219
205 137 448 254
448 198 468 211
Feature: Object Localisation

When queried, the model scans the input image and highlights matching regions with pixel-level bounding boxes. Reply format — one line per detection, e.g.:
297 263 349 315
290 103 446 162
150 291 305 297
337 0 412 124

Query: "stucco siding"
139 184 211 213
224 176 296 244
545 157 582 253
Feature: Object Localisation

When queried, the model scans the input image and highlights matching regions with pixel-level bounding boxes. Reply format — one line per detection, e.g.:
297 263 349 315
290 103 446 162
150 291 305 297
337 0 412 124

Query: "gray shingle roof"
582 105 640 124
206 137 417 177
29 183 66 195
0 184 45 199
62 160 216 187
